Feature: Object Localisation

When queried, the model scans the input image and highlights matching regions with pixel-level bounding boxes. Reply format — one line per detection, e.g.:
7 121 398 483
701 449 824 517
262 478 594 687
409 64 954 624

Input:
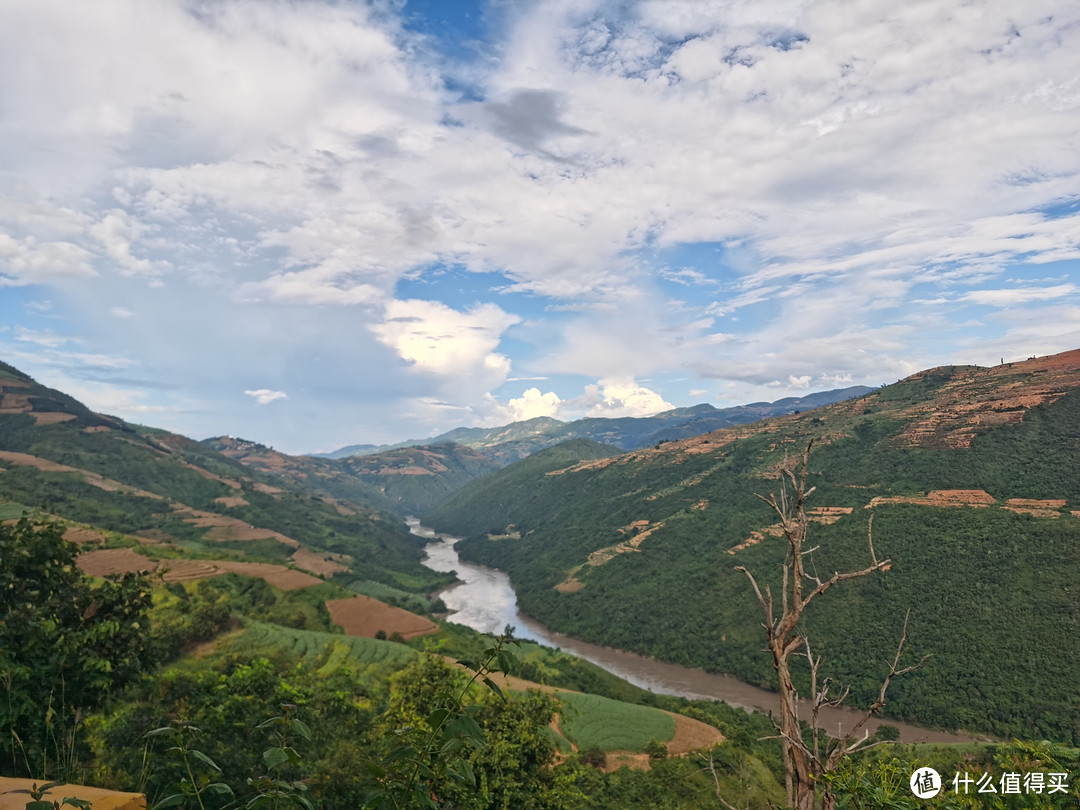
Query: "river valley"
412 518 975 745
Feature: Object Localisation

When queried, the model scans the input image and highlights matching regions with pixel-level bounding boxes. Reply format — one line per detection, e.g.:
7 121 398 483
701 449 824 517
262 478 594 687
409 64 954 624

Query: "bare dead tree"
733 441 926 810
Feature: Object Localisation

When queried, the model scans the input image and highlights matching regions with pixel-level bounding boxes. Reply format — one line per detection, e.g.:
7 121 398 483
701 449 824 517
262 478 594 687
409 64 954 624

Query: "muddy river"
412 518 975 745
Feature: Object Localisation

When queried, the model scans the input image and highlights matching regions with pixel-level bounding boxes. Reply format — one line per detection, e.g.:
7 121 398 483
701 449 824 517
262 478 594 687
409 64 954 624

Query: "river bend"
412 518 973 745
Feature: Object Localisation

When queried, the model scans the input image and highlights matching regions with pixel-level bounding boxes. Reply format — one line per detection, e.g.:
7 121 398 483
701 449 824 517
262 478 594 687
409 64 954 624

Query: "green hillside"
3 358 1078 807
427 353 1080 743
0 369 447 594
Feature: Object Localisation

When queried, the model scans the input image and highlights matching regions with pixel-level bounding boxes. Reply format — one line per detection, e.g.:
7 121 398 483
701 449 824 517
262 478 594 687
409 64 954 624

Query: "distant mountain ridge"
313 387 875 460
424 349 1080 743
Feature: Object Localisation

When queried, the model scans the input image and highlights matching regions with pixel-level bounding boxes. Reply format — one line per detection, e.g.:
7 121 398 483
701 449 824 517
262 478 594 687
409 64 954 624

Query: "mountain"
425 351 1080 742
0 361 447 594
313 387 875 460
206 436 502 515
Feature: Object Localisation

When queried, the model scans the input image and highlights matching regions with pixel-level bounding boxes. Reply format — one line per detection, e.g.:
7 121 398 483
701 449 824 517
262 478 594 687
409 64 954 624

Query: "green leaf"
481 676 504 700
446 758 476 786
263 746 290 769
444 715 484 745
427 707 450 728
290 717 312 741
203 782 234 797
189 748 222 772
151 793 186 809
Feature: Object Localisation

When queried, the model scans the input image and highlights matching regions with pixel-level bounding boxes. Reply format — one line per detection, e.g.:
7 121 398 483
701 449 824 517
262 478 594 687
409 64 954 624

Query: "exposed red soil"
180 461 243 489
0 776 145 810
156 559 222 582
77 548 157 577
727 507 852 554
290 547 350 577
0 451 165 499
213 561 321 590
76 549 322 590
867 489 996 508
63 526 109 545
214 496 250 508
171 506 300 547
326 595 437 640
32 412 77 425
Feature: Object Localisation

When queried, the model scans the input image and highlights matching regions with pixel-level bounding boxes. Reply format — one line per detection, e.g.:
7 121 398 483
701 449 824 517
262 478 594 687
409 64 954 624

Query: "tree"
1 519 152 778
733 442 925 810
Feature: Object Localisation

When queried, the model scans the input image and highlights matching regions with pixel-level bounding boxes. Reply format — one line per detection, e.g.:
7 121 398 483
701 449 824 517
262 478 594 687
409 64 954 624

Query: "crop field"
346 578 432 613
0 501 35 521
227 622 416 674
558 692 676 752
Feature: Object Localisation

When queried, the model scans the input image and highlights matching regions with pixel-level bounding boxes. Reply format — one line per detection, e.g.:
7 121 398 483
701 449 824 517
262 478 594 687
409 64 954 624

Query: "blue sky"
2 0 1079 453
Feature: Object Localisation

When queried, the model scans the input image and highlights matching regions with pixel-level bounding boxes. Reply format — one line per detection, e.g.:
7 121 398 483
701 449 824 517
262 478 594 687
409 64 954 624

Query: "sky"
2 0 1079 454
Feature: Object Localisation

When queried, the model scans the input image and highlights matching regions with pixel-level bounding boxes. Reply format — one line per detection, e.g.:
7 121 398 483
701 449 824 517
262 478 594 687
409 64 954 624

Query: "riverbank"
410 518 979 745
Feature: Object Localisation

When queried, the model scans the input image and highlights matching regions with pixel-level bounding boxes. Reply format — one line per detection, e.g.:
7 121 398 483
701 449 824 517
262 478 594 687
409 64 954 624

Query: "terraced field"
227 622 416 673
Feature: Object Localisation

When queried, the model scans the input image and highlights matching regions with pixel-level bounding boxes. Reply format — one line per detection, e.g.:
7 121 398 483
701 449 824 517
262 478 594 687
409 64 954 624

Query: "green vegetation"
429 385 1080 743
0 500 35 520
346 579 434 614
227 623 415 672
1 519 153 779
558 693 676 752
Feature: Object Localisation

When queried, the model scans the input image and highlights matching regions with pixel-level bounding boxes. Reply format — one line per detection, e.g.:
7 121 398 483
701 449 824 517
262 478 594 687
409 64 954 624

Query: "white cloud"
14 326 76 348
370 299 520 380
245 389 288 405
89 210 157 278
0 233 96 284
961 284 1078 306
1 0 1079 451
577 378 673 418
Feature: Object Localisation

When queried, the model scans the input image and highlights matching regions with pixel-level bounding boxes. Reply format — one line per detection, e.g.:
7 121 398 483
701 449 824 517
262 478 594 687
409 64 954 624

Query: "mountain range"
2 352 1078 745
425 351 1080 743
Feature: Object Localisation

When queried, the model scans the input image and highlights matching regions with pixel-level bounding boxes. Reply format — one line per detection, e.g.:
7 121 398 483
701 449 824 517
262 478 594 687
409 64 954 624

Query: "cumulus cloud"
370 299 520 381
576 378 674 418
2 0 1080 450
0 233 96 284
245 389 288 405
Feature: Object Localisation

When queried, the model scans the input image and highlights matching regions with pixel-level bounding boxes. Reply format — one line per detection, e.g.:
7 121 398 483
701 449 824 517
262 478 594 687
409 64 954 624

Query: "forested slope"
427 352 1080 742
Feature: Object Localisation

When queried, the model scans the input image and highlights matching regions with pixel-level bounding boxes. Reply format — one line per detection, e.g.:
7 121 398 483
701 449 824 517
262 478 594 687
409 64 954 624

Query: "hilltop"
426 350 1080 743
313 386 874 460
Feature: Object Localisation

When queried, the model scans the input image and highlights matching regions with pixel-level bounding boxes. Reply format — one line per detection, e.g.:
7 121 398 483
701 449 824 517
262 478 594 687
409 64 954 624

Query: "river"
411 518 975 745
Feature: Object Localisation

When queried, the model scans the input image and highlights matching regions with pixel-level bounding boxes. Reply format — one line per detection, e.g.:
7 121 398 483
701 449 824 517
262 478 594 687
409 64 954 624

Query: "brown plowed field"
32 412 77 425
290 547 350 577
326 595 437 639
77 550 322 590
77 548 157 577
63 526 109 545
213 561 321 589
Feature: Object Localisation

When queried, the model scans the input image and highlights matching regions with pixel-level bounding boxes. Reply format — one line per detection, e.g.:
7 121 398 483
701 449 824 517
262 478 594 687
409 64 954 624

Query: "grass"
346 578 432 612
558 692 676 752
226 621 417 673
0 501 36 521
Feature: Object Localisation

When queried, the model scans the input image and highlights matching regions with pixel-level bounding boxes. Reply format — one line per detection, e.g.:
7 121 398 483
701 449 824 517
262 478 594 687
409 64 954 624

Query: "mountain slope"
315 387 874 459
207 437 502 515
426 351 1080 742
0 363 447 594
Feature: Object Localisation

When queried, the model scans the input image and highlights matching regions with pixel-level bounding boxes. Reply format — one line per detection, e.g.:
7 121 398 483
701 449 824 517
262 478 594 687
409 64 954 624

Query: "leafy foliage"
0 519 152 779
429 386 1080 742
